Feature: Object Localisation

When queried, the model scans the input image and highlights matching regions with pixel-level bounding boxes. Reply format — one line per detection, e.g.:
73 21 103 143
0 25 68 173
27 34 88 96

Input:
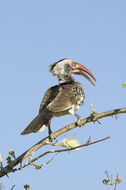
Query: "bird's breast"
72 83 85 106
68 83 85 115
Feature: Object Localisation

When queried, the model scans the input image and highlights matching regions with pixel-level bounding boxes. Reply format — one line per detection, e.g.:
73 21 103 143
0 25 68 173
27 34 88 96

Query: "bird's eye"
71 62 77 67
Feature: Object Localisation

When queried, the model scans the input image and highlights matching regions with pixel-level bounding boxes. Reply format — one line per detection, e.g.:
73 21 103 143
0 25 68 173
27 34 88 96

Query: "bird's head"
50 59 96 85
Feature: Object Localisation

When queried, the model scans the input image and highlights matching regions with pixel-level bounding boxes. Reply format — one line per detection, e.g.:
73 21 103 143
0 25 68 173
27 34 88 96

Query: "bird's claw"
49 134 53 142
49 134 57 142
77 117 84 127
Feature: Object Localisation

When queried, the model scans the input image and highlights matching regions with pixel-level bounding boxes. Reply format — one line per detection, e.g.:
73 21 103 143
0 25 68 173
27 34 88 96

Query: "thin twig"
12 136 110 172
42 153 58 166
32 153 58 168
15 153 58 171
0 108 126 178
30 136 110 165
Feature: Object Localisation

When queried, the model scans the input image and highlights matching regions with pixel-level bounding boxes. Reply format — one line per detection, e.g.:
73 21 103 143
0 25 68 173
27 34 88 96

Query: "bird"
21 59 96 138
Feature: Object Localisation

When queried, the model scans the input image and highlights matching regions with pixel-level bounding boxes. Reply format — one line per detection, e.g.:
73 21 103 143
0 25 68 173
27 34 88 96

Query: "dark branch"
0 108 126 178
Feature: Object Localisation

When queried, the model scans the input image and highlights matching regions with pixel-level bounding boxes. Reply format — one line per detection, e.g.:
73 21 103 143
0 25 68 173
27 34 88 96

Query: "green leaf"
6 156 13 167
122 83 126 88
116 177 123 183
91 109 98 117
8 149 16 159
102 179 109 185
24 184 30 190
34 164 42 170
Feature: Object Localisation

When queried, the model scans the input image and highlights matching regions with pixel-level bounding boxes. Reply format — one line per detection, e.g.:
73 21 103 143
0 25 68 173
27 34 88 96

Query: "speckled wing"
47 83 76 113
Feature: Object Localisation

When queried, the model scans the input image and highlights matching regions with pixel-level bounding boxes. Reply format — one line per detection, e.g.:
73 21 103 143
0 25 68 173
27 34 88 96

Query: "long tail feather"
21 108 53 135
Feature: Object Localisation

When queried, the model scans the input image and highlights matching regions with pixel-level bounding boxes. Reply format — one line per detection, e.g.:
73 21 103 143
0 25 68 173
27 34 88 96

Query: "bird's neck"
58 74 74 84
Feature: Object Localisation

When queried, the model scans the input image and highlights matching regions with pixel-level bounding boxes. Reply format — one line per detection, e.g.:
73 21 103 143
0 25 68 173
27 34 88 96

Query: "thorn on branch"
115 114 118 120
96 120 101 124
10 185 16 190
85 136 93 145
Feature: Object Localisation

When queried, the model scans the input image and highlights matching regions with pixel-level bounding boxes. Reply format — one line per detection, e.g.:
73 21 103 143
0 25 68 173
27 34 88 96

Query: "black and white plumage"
21 59 96 136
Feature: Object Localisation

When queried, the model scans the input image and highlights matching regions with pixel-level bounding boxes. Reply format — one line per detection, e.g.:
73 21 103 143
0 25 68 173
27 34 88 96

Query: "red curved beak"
72 63 96 86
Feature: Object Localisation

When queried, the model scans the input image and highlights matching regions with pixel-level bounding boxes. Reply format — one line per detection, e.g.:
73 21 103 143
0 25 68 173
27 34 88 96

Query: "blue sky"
0 0 126 189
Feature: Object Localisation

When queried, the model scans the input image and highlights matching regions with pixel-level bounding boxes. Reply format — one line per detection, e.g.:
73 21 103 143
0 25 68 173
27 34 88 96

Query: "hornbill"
21 59 96 137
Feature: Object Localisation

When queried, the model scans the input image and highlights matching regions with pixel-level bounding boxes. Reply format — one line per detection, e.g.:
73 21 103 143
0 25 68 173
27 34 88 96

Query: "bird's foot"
48 134 57 142
49 134 53 142
77 117 84 127
74 113 84 127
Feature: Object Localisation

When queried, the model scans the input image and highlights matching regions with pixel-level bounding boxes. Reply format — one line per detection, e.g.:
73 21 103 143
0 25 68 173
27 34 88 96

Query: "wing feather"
47 83 76 112
39 85 59 113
